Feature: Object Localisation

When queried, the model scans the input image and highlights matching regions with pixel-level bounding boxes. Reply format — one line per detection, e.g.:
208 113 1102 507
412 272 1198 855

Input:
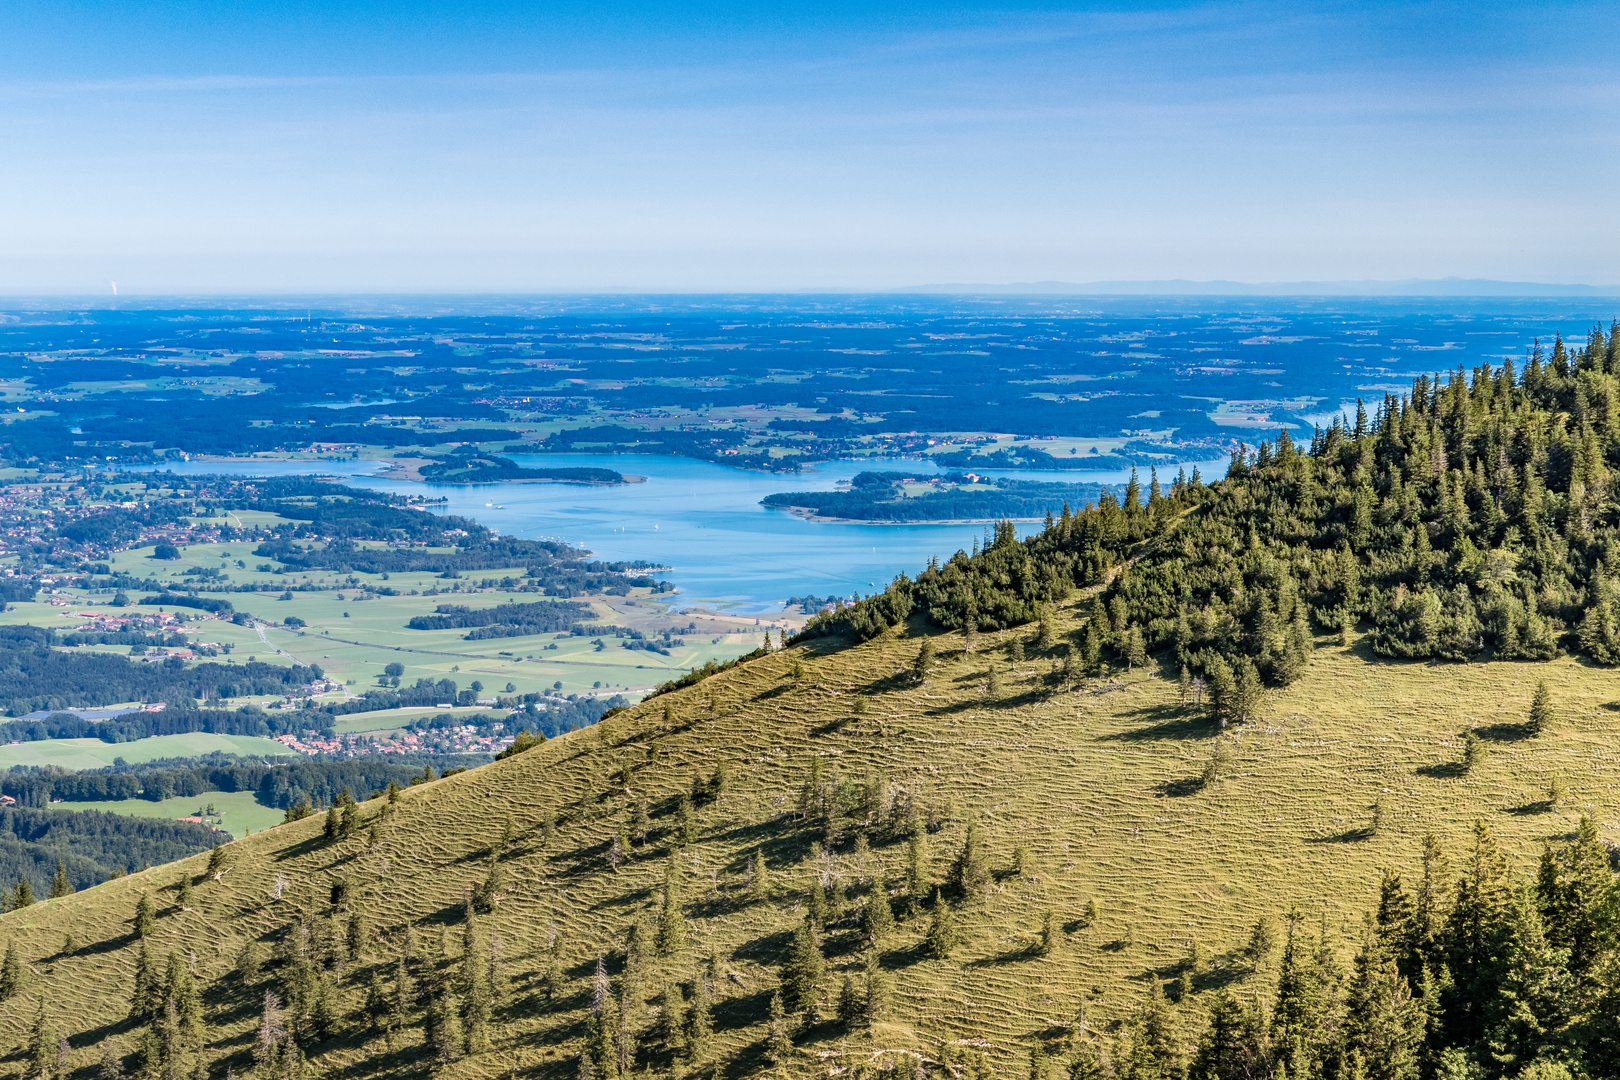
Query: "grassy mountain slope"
0 597 1613 1077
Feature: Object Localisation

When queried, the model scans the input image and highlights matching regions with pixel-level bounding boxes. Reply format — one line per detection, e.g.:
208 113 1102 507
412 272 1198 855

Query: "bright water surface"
135 454 1228 614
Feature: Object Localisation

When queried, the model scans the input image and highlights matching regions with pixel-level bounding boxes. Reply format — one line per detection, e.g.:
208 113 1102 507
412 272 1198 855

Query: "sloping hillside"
0 599 1615 1078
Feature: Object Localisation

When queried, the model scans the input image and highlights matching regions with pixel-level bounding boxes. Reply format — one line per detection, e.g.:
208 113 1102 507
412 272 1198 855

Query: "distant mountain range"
901 277 1620 297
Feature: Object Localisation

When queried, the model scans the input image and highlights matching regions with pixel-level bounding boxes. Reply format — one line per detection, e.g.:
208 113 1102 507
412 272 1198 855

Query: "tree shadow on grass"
75 931 136 959
1307 827 1374 844
875 939 930 970
1475 722 1535 742
1416 761 1467 780
967 943 1042 968
1154 775 1208 799
732 927 794 965
713 988 772 1033
1096 703 1213 743
269 833 330 863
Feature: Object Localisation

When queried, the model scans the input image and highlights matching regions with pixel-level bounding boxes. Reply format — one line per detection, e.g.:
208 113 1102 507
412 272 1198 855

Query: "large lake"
136 454 1227 614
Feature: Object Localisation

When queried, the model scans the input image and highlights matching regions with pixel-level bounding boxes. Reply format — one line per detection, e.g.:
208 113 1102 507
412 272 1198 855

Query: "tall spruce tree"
952 817 989 894
657 857 687 955
1527 680 1554 735
780 914 824 1020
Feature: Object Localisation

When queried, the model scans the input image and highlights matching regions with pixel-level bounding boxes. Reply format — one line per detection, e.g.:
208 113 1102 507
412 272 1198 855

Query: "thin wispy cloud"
1 0 1615 292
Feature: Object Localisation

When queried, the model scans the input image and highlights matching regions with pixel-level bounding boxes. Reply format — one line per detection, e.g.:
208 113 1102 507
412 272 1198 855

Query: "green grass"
0 547 776 703
55 789 286 837
0 733 291 771
6 606 1616 1077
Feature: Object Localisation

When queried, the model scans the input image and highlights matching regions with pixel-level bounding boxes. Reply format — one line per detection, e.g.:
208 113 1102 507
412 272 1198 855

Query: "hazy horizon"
6 1 1617 293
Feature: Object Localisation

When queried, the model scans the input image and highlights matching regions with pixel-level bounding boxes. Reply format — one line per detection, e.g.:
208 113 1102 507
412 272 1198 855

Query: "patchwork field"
0 598 1614 1077
13 536 776 704
0 733 291 771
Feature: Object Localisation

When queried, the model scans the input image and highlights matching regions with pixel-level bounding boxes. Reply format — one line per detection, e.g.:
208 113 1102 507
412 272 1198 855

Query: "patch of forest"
418 452 623 484
405 599 596 636
803 330 1620 720
0 626 323 718
0 804 223 895
762 470 1115 521
0 756 429 812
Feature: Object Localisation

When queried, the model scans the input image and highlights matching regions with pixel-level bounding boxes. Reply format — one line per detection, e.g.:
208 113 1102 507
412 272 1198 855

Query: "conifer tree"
1123 624 1147 671
176 874 194 911
26 997 53 1080
807 878 828 929
462 931 491 1054
49 860 71 900
902 832 928 904
541 926 567 1001
1271 909 1328 1066
13 877 32 910
766 990 792 1066
658 858 687 955
685 972 713 1061
1028 1041 1049 1080
1129 976 1182 1079
927 890 959 960
0 940 25 1000
1037 910 1060 957
363 969 389 1037
133 892 154 938
632 796 650 843
167 951 203 1040
952 817 988 894
863 950 892 1024
837 973 862 1029
1189 988 1261 1080
323 804 341 840
390 952 414 1039
780 914 824 1019
129 939 159 1020
1528 680 1554 735
749 849 771 903
427 990 463 1063
676 793 697 846
206 844 228 878
656 982 684 1053
1446 819 1510 1045
1342 924 1423 1076
864 891 895 945
912 637 934 683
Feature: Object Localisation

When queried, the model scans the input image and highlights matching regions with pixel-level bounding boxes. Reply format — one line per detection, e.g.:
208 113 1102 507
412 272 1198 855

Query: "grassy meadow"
0 598 1614 1076
54 789 286 837
0 733 290 771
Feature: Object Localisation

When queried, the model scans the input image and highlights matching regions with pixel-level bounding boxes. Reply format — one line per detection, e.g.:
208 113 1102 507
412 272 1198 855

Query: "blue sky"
2 1 1616 293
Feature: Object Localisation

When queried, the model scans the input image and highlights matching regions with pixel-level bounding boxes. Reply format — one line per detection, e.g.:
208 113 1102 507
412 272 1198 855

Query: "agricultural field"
0 733 290 771
54 789 286 837
1 602 1615 1077
8 533 770 704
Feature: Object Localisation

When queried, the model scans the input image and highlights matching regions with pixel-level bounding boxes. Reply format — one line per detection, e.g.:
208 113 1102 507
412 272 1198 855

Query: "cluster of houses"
270 724 518 758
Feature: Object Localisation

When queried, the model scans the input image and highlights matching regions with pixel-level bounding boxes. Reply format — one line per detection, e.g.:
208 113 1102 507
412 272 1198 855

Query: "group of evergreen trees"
1050 817 1620 1080
803 331 1620 716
